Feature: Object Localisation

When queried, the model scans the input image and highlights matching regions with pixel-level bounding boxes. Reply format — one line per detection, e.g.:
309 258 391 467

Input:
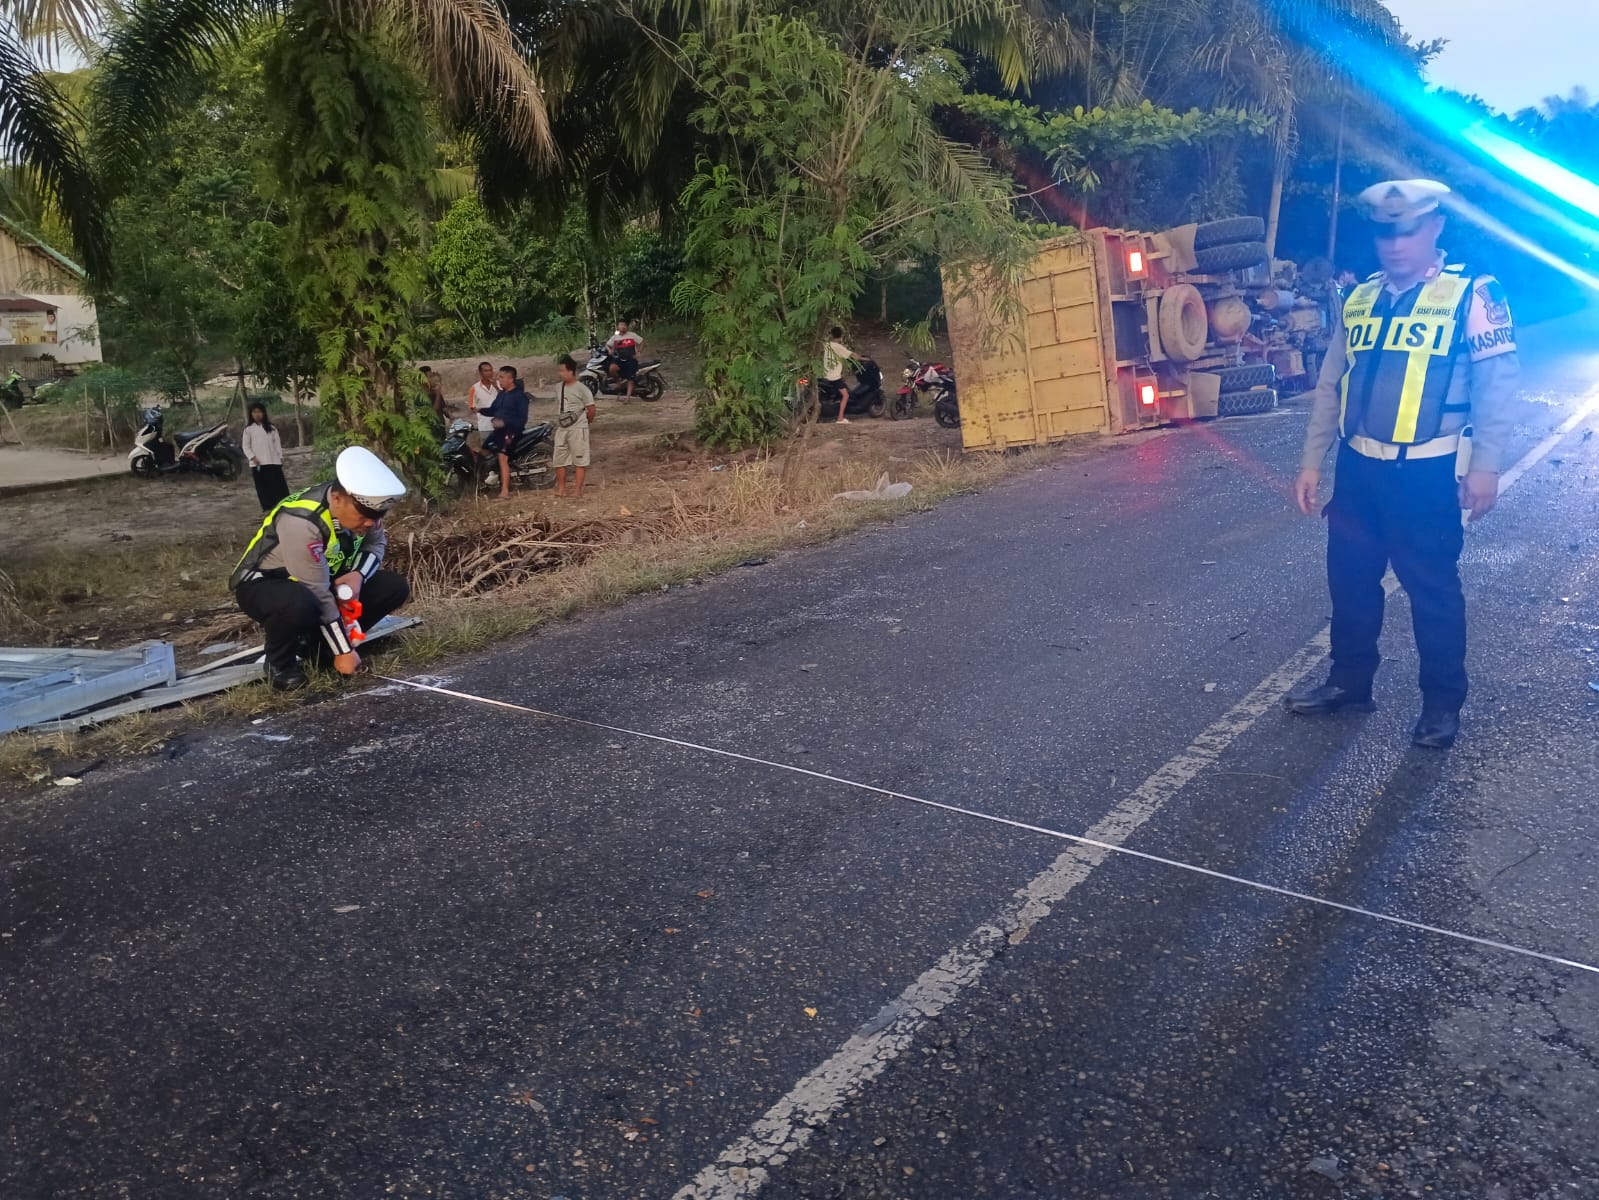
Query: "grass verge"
1 439 1065 790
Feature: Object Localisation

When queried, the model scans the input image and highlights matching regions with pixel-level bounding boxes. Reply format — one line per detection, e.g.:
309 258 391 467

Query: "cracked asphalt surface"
5 314 1599 1199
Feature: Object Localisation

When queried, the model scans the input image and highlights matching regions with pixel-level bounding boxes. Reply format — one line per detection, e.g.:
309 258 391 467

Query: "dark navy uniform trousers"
1324 442 1468 710
236 570 410 672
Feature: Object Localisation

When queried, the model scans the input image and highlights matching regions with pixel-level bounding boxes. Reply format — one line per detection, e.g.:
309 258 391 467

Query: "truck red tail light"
1139 382 1157 407
1127 250 1145 275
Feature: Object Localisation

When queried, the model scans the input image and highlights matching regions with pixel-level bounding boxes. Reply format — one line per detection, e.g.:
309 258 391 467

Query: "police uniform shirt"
239 488 387 646
1300 254 1520 473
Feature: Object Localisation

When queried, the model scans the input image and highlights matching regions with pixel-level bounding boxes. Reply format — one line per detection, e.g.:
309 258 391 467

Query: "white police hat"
335 446 407 515
1357 179 1450 232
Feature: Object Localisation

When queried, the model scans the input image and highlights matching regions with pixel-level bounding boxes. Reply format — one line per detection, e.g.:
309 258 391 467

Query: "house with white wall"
0 215 102 370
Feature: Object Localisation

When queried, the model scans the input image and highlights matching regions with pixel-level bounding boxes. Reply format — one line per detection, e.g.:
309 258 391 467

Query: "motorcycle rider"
231 446 410 692
480 365 529 500
605 319 643 400
823 326 860 425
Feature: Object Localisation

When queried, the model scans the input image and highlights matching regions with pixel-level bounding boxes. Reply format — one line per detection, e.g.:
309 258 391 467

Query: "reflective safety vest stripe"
229 483 366 588
1339 265 1474 445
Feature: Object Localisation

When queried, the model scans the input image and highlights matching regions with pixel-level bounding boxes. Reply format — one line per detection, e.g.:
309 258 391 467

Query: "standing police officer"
231 446 411 691
1288 179 1520 749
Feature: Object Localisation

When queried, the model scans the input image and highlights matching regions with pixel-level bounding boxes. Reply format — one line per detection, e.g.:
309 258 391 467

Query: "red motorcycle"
894 359 959 427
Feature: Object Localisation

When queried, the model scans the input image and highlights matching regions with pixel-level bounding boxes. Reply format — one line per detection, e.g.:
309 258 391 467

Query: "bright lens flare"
1461 125 1599 221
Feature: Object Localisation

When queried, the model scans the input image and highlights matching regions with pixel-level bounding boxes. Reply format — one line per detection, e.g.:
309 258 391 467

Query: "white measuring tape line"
375 674 1599 978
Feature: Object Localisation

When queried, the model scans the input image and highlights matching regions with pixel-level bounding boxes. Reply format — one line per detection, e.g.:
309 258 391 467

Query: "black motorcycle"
128 407 243 479
441 418 556 494
817 357 886 419
580 337 666 402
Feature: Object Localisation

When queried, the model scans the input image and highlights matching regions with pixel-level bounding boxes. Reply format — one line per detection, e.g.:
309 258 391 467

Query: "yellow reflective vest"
228 484 367 589
1339 265 1474 445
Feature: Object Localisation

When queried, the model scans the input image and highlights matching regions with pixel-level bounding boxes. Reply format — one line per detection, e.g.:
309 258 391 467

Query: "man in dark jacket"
481 364 529 499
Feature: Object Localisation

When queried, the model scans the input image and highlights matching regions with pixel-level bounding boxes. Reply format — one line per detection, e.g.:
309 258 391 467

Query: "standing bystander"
242 401 290 512
552 354 596 499
468 361 498 437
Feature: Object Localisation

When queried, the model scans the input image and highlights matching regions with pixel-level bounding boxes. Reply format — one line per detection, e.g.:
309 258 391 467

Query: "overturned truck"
945 216 1337 452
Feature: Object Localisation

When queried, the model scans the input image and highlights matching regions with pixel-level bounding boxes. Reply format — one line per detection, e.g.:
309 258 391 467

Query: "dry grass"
0 437 1054 789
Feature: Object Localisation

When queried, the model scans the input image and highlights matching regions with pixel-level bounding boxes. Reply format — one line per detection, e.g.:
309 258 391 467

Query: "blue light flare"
1459 125 1599 222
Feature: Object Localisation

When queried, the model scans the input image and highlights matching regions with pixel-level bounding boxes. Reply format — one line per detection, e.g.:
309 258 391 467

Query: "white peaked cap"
335 446 407 514
1357 179 1451 226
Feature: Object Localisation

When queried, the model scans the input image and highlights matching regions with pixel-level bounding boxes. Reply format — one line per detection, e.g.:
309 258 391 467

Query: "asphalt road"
5 315 1599 1199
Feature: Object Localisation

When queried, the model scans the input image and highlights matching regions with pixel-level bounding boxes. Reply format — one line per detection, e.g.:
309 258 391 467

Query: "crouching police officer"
231 446 411 691
1289 179 1519 749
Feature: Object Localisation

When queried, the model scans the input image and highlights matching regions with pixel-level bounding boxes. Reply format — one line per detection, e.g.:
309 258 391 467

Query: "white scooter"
129 407 243 479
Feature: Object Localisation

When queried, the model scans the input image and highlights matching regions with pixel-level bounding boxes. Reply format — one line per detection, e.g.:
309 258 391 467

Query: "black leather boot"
1284 682 1376 715
1411 707 1460 749
270 665 309 692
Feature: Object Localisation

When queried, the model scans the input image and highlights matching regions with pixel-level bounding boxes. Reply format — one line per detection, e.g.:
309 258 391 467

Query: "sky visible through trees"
1383 0 1597 113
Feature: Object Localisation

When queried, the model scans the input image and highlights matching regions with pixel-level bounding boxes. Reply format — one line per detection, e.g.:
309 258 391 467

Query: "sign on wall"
0 309 57 345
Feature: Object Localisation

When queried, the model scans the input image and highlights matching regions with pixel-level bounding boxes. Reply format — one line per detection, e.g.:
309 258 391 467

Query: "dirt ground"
0 325 963 667
0 446 129 488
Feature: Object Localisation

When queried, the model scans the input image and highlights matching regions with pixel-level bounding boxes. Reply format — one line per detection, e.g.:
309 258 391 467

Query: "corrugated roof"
0 214 88 280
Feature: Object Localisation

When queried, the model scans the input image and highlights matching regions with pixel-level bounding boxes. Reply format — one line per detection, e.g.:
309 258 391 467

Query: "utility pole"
1328 98 1347 263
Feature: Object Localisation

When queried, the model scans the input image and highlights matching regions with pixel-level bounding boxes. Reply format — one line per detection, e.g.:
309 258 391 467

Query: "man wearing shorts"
552 354 596 498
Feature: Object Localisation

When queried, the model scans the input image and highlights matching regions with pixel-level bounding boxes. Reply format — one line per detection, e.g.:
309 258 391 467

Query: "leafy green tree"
262 8 435 473
91 39 277 401
77 0 554 477
234 220 319 442
605 226 684 324
429 194 513 343
956 94 1271 226
667 10 1040 448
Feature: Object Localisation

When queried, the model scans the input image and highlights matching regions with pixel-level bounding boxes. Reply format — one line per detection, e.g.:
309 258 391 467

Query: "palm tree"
92 0 552 186
2 0 554 283
1 1 108 273
1027 0 1402 247
488 0 1062 238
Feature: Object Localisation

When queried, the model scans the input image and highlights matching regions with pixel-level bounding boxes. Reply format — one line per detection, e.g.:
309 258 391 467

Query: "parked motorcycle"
2 369 34 409
441 417 556 494
895 359 959 427
129 407 244 479
817 356 886 419
580 337 667 402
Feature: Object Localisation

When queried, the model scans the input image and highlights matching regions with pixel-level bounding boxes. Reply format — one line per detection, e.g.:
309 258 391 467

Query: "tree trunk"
1264 155 1286 261
291 379 307 446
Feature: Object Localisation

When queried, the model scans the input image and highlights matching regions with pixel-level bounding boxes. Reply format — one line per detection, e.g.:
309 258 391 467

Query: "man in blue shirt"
481 365 529 500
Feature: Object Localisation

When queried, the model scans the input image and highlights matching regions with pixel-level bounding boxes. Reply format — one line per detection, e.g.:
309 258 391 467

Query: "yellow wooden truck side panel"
946 237 1109 451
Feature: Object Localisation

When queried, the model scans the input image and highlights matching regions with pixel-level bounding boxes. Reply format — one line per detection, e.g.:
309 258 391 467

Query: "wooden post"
0 396 22 446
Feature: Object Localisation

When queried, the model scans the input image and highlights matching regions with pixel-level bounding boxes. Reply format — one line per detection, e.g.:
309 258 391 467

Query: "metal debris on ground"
2 615 420 734
1 642 177 734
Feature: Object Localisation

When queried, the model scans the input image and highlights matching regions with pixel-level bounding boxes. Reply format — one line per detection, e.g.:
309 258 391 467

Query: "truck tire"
1158 283 1209 363
1202 363 1277 392
1217 388 1279 417
1194 240 1270 273
1193 216 1266 249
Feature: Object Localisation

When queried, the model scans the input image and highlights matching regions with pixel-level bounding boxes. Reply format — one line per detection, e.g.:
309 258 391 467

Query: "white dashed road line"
378 391 1599 1199
666 390 1599 1200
